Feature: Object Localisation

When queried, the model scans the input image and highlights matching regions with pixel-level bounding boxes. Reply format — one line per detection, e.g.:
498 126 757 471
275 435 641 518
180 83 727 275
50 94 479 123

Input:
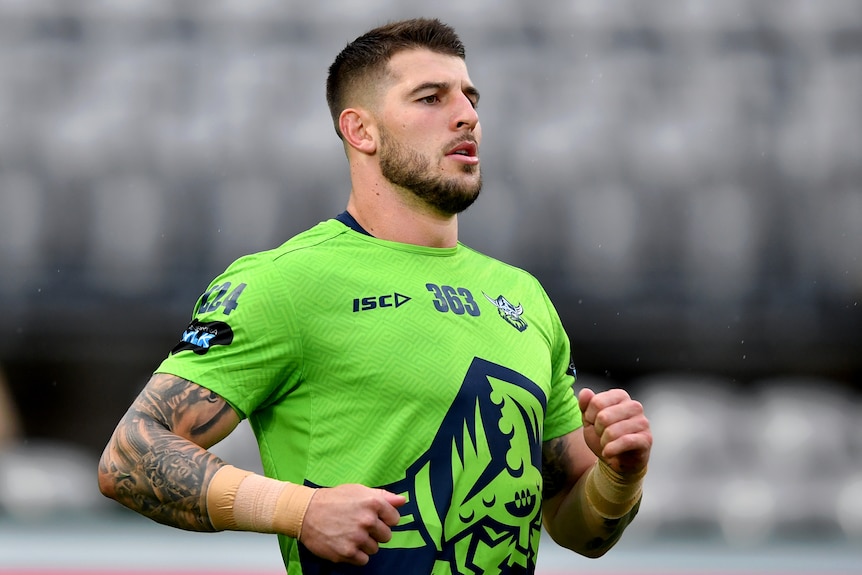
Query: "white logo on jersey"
483 293 528 332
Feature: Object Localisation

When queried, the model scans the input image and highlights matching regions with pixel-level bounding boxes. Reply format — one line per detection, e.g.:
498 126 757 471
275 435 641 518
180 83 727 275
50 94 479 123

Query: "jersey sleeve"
155 252 301 418
540 289 582 442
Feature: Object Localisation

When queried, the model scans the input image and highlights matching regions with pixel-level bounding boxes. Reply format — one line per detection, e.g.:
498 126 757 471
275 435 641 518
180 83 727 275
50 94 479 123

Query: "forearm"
543 460 644 558
98 414 226 531
98 374 241 531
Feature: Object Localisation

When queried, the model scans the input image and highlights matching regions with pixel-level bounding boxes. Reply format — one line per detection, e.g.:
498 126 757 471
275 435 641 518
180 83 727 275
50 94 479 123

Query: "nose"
452 92 479 131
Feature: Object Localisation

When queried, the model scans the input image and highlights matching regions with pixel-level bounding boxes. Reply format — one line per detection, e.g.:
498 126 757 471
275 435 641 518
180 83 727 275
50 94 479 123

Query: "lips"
446 140 478 158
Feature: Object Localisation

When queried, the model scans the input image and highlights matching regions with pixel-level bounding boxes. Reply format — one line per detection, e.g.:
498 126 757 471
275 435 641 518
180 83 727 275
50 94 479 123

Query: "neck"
345 194 459 248
345 164 459 248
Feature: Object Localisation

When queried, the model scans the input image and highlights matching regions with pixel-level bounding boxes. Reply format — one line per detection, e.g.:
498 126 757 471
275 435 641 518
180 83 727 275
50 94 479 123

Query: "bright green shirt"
157 217 581 574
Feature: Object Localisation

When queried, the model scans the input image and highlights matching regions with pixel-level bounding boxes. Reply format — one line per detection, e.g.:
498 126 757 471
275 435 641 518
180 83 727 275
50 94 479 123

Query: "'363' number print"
426 283 481 317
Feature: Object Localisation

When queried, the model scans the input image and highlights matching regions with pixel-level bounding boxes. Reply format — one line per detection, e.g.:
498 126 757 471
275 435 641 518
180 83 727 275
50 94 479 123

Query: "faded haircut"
325 18 466 139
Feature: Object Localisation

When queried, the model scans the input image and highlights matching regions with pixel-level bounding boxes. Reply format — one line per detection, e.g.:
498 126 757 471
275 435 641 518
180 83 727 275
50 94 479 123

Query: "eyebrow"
408 81 481 105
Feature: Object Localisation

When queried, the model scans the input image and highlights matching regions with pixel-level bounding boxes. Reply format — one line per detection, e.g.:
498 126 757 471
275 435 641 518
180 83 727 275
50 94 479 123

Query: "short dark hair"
325 18 466 139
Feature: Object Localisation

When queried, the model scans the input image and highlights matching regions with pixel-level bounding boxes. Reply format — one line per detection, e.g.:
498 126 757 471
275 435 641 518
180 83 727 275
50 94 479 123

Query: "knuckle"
342 545 364 563
357 512 377 530
337 540 356 555
604 426 622 443
595 411 613 429
632 414 650 431
378 531 393 544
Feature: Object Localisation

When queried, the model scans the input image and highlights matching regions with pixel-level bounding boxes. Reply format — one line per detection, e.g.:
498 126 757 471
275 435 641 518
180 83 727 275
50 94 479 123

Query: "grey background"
0 1 861 569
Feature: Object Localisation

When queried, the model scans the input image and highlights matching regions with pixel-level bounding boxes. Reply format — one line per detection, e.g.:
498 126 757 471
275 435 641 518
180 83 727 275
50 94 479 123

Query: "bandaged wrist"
583 459 645 519
207 465 317 539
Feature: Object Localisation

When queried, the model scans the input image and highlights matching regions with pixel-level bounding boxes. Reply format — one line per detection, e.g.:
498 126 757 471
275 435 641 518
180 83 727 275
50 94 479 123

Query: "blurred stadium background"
0 0 861 573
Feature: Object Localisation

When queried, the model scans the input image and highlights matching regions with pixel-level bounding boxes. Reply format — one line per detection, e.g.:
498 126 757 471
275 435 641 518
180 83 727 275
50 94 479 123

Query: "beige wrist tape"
207 465 317 539
583 459 646 519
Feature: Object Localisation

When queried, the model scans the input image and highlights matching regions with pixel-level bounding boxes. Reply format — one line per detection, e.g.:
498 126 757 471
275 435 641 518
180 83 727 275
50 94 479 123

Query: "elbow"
549 533 613 560
97 449 118 500
577 542 612 559
544 518 619 559
97 472 115 500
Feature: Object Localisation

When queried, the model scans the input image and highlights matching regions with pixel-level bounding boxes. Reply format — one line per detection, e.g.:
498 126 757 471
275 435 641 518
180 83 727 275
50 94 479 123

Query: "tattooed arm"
542 388 651 558
541 429 637 557
98 373 241 531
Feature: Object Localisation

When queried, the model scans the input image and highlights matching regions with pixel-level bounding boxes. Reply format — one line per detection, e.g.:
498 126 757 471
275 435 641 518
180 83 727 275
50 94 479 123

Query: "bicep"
130 373 241 448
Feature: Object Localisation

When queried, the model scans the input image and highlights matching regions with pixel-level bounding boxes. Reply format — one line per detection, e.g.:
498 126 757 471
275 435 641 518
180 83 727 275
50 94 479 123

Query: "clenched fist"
578 388 652 476
299 483 407 565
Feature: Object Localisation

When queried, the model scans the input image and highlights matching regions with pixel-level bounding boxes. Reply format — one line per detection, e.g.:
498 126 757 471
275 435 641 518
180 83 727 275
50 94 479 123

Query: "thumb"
381 490 408 508
578 387 595 414
378 490 407 528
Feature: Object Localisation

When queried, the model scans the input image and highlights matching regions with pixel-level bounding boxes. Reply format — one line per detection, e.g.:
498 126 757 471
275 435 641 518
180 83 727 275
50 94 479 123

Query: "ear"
339 108 377 155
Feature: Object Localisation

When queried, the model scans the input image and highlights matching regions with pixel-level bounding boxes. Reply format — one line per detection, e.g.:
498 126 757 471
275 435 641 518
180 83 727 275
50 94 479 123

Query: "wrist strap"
583 460 645 519
207 465 317 539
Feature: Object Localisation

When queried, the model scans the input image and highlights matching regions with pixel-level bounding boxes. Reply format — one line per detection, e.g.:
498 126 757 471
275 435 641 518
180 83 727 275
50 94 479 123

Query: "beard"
378 126 482 216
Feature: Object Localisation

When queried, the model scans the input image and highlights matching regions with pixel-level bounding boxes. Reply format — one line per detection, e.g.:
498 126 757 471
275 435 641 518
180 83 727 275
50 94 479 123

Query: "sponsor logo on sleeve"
171 319 234 355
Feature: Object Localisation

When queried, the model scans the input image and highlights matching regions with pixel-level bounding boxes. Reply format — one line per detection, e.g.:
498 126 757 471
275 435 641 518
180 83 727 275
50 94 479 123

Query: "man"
98 18 652 574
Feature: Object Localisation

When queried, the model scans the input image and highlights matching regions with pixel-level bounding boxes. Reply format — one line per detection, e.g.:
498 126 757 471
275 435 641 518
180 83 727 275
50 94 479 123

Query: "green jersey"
157 215 581 575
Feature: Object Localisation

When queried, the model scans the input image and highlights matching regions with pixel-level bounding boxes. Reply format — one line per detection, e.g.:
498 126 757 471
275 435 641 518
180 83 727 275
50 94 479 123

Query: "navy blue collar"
335 211 373 237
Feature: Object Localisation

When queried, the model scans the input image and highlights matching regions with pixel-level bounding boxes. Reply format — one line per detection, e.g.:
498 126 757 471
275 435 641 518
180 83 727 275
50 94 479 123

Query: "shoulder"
220 219 350 278
457 243 556 311
274 219 351 255
457 242 543 285
189 220 349 317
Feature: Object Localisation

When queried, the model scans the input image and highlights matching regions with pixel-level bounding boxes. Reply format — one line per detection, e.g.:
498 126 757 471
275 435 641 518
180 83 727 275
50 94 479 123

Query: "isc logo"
352 293 411 312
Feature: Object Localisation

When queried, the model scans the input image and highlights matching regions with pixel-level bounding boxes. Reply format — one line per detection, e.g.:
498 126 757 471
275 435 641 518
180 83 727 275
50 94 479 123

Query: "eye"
420 94 440 105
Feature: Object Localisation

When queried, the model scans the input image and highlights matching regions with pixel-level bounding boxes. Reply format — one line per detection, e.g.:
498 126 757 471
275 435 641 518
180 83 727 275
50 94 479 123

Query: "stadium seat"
209 176 285 265
0 0 66 23
681 183 760 301
633 374 738 535
759 0 862 34
836 473 862 541
815 187 862 295
777 57 862 186
86 175 166 293
0 173 45 293
76 0 177 22
0 440 108 520
562 181 640 298
750 377 854 537
753 377 853 477
557 0 642 29
834 393 862 541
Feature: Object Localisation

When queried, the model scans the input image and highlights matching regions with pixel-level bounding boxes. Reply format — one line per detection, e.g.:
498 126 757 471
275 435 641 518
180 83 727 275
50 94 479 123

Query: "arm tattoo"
99 374 235 531
541 434 641 554
541 436 572 500
584 499 641 553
